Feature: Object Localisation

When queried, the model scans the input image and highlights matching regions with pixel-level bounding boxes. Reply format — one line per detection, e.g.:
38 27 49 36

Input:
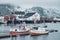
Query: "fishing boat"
10 22 30 36
10 28 29 36
29 27 49 36
29 15 48 36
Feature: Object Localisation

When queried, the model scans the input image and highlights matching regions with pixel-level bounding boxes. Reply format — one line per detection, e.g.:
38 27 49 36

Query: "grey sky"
0 0 60 9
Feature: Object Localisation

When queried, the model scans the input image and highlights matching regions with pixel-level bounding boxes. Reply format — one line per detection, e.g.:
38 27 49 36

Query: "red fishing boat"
10 29 29 36
10 22 30 36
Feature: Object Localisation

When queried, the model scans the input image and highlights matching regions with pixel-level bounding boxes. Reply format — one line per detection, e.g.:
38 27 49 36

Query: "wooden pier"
0 33 16 39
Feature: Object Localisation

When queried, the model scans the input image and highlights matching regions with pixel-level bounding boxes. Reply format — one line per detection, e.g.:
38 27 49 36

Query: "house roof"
23 12 35 18
14 11 25 15
18 12 35 18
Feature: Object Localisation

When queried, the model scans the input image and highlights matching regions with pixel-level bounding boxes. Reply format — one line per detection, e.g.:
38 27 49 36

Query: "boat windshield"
38 27 46 31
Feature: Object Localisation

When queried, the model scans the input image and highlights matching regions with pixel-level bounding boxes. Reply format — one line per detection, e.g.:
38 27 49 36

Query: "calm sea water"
0 23 60 40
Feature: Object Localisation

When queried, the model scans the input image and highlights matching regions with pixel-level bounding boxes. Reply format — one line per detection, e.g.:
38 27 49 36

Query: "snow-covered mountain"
0 4 15 16
25 7 60 18
0 4 60 18
44 8 60 17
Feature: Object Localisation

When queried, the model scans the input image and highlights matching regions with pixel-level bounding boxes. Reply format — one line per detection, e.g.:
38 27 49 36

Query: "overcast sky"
0 0 60 9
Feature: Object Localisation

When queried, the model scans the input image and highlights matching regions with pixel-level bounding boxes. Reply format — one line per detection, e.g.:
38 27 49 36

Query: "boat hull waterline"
30 31 49 36
10 30 29 36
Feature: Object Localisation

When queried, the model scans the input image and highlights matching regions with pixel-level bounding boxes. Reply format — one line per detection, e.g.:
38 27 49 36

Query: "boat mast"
42 16 47 28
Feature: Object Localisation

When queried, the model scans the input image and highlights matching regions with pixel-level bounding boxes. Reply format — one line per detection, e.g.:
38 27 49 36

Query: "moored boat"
30 27 49 36
10 29 29 36
10 22 30 36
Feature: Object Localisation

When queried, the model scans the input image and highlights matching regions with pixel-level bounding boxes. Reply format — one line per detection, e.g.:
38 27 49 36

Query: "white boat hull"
30 30 49 36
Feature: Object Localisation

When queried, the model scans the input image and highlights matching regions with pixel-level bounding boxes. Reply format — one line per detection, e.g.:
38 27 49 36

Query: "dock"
0 33 16 39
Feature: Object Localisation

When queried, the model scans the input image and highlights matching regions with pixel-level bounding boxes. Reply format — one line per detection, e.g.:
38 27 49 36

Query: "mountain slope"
25 7 60 18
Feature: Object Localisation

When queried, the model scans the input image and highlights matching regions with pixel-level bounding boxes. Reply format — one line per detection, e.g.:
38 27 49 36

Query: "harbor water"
0 23 60 40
